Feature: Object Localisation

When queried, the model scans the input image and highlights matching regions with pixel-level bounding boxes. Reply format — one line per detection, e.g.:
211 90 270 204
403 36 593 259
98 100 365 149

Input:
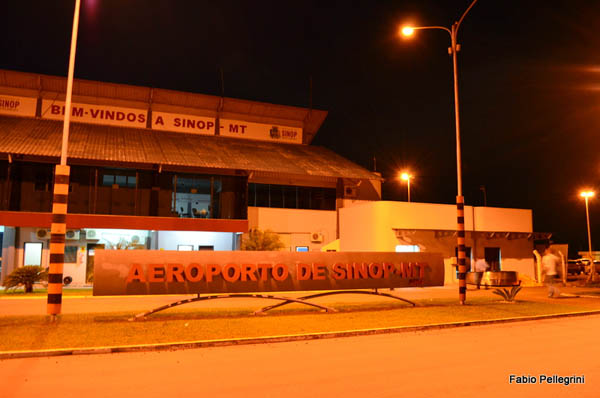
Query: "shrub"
492 285 522 302
3 266 48 293
241 228 285 251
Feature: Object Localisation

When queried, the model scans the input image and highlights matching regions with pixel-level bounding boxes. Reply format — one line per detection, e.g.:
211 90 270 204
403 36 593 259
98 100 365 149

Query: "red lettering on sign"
223 264 241 282
368 263 383 279
257 263 272 281
229 124 238 133
126 263 146 283
272 264 288 281
148 264 165 282
241 264 258 281
207 121 214 130
154 116 164 126
354 263 368 279
127 112 136 122
206 264 222 282
418 262 426 278
297 263 311 280
383 263 395 278
138 113 146 124
166 263 185 282
332 263 346 280
312 263 326 280
185 263 203 282
240 125 247 133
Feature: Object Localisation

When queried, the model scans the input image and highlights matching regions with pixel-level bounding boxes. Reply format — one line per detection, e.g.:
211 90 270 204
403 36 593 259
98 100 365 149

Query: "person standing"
474 258 490 289
541 249 561 298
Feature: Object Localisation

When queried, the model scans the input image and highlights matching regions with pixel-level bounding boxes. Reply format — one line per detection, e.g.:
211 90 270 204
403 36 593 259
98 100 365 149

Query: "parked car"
567 258 600 275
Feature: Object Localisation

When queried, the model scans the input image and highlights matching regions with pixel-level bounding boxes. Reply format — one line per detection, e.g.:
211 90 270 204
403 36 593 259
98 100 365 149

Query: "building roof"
0 115 380 181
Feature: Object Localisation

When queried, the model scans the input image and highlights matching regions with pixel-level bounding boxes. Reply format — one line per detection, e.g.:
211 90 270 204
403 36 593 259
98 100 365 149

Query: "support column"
457 195 467 304
47 164 70 316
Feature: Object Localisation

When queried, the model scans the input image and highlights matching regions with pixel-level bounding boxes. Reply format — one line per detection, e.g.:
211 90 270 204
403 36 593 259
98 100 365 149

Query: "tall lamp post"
400 172 413 202
580 190 595 283
401 0 479 304
48 0 81 318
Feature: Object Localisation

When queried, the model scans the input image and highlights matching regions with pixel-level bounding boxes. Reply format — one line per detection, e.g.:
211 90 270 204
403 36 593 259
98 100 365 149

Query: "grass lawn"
1 296 598 352
0 287 93 297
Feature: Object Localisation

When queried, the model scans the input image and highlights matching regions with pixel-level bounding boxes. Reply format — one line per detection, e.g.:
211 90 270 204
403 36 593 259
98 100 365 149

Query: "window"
248 183 336 210
64 246 78 263
34 172 52 192
23 242 43 266
295 246 309 252
177 245 194 251
198 245 214 251
102 172 136 188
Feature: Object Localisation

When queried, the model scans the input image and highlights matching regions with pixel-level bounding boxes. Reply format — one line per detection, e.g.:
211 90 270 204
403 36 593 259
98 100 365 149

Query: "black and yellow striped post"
456 195 466 304
47 165 70 316
47 0 80 318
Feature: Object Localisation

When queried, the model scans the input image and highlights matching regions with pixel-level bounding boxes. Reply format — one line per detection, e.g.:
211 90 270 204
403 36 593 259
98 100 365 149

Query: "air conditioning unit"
65 230 80 240
344 186 357 198
311 232 324 243
35 228 50 240
86 229 98 240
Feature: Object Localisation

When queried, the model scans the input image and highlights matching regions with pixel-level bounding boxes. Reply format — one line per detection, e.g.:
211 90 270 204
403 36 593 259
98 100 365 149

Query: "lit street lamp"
400 0 479 304
580 190 595 283
400 172 413 202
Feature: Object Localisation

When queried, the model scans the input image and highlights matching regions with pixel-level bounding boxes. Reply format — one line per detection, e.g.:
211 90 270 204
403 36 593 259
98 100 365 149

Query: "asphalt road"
3 314 598 398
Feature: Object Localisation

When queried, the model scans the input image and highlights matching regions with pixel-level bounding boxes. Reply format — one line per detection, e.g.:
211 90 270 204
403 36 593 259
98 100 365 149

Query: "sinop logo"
269 126 280 139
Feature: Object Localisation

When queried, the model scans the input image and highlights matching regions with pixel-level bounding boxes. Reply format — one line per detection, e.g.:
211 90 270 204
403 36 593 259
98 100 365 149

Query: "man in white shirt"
474 258 489 289
541 249 561 297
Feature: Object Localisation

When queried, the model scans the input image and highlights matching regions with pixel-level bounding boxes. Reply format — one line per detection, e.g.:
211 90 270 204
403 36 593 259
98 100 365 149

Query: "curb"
2 309 600 360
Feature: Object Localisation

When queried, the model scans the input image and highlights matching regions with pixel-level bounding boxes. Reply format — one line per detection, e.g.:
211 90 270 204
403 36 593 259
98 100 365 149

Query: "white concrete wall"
472 207 532 233
248 207 337 251
156 231 236 251
339 202 533 252
16 227 87 286
339 201 536 282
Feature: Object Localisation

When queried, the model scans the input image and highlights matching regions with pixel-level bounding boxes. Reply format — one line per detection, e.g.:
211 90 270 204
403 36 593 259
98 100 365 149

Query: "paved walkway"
4 314 600 398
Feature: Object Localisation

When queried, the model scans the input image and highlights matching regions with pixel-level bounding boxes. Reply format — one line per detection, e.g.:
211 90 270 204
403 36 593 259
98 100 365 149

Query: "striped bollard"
457 195 466 304
47 164 70 317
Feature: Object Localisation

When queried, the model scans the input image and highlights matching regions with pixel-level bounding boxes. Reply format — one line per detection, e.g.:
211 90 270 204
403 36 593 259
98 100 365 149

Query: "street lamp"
47 0 81 319
400 172 413 202
580 190 595 282
401 0 479 304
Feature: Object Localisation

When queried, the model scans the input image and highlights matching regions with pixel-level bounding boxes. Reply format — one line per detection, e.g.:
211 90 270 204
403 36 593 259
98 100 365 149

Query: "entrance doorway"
485 247 501 271
86 243 105 283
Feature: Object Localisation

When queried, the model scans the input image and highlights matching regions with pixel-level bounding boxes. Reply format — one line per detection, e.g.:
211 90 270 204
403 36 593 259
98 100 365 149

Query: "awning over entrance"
0 116 380 181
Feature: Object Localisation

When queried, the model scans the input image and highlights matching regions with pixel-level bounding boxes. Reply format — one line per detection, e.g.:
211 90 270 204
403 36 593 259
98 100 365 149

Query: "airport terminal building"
0 69 543 286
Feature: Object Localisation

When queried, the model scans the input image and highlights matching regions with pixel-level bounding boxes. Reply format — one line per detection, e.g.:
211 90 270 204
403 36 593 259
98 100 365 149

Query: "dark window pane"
64 246 78 263
255 183 269 207
270 185 283 208
127 176 136 188
102 175 114 186
248 183 256 206
283 186 297 209
115 175 127 187
297 187 311 209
